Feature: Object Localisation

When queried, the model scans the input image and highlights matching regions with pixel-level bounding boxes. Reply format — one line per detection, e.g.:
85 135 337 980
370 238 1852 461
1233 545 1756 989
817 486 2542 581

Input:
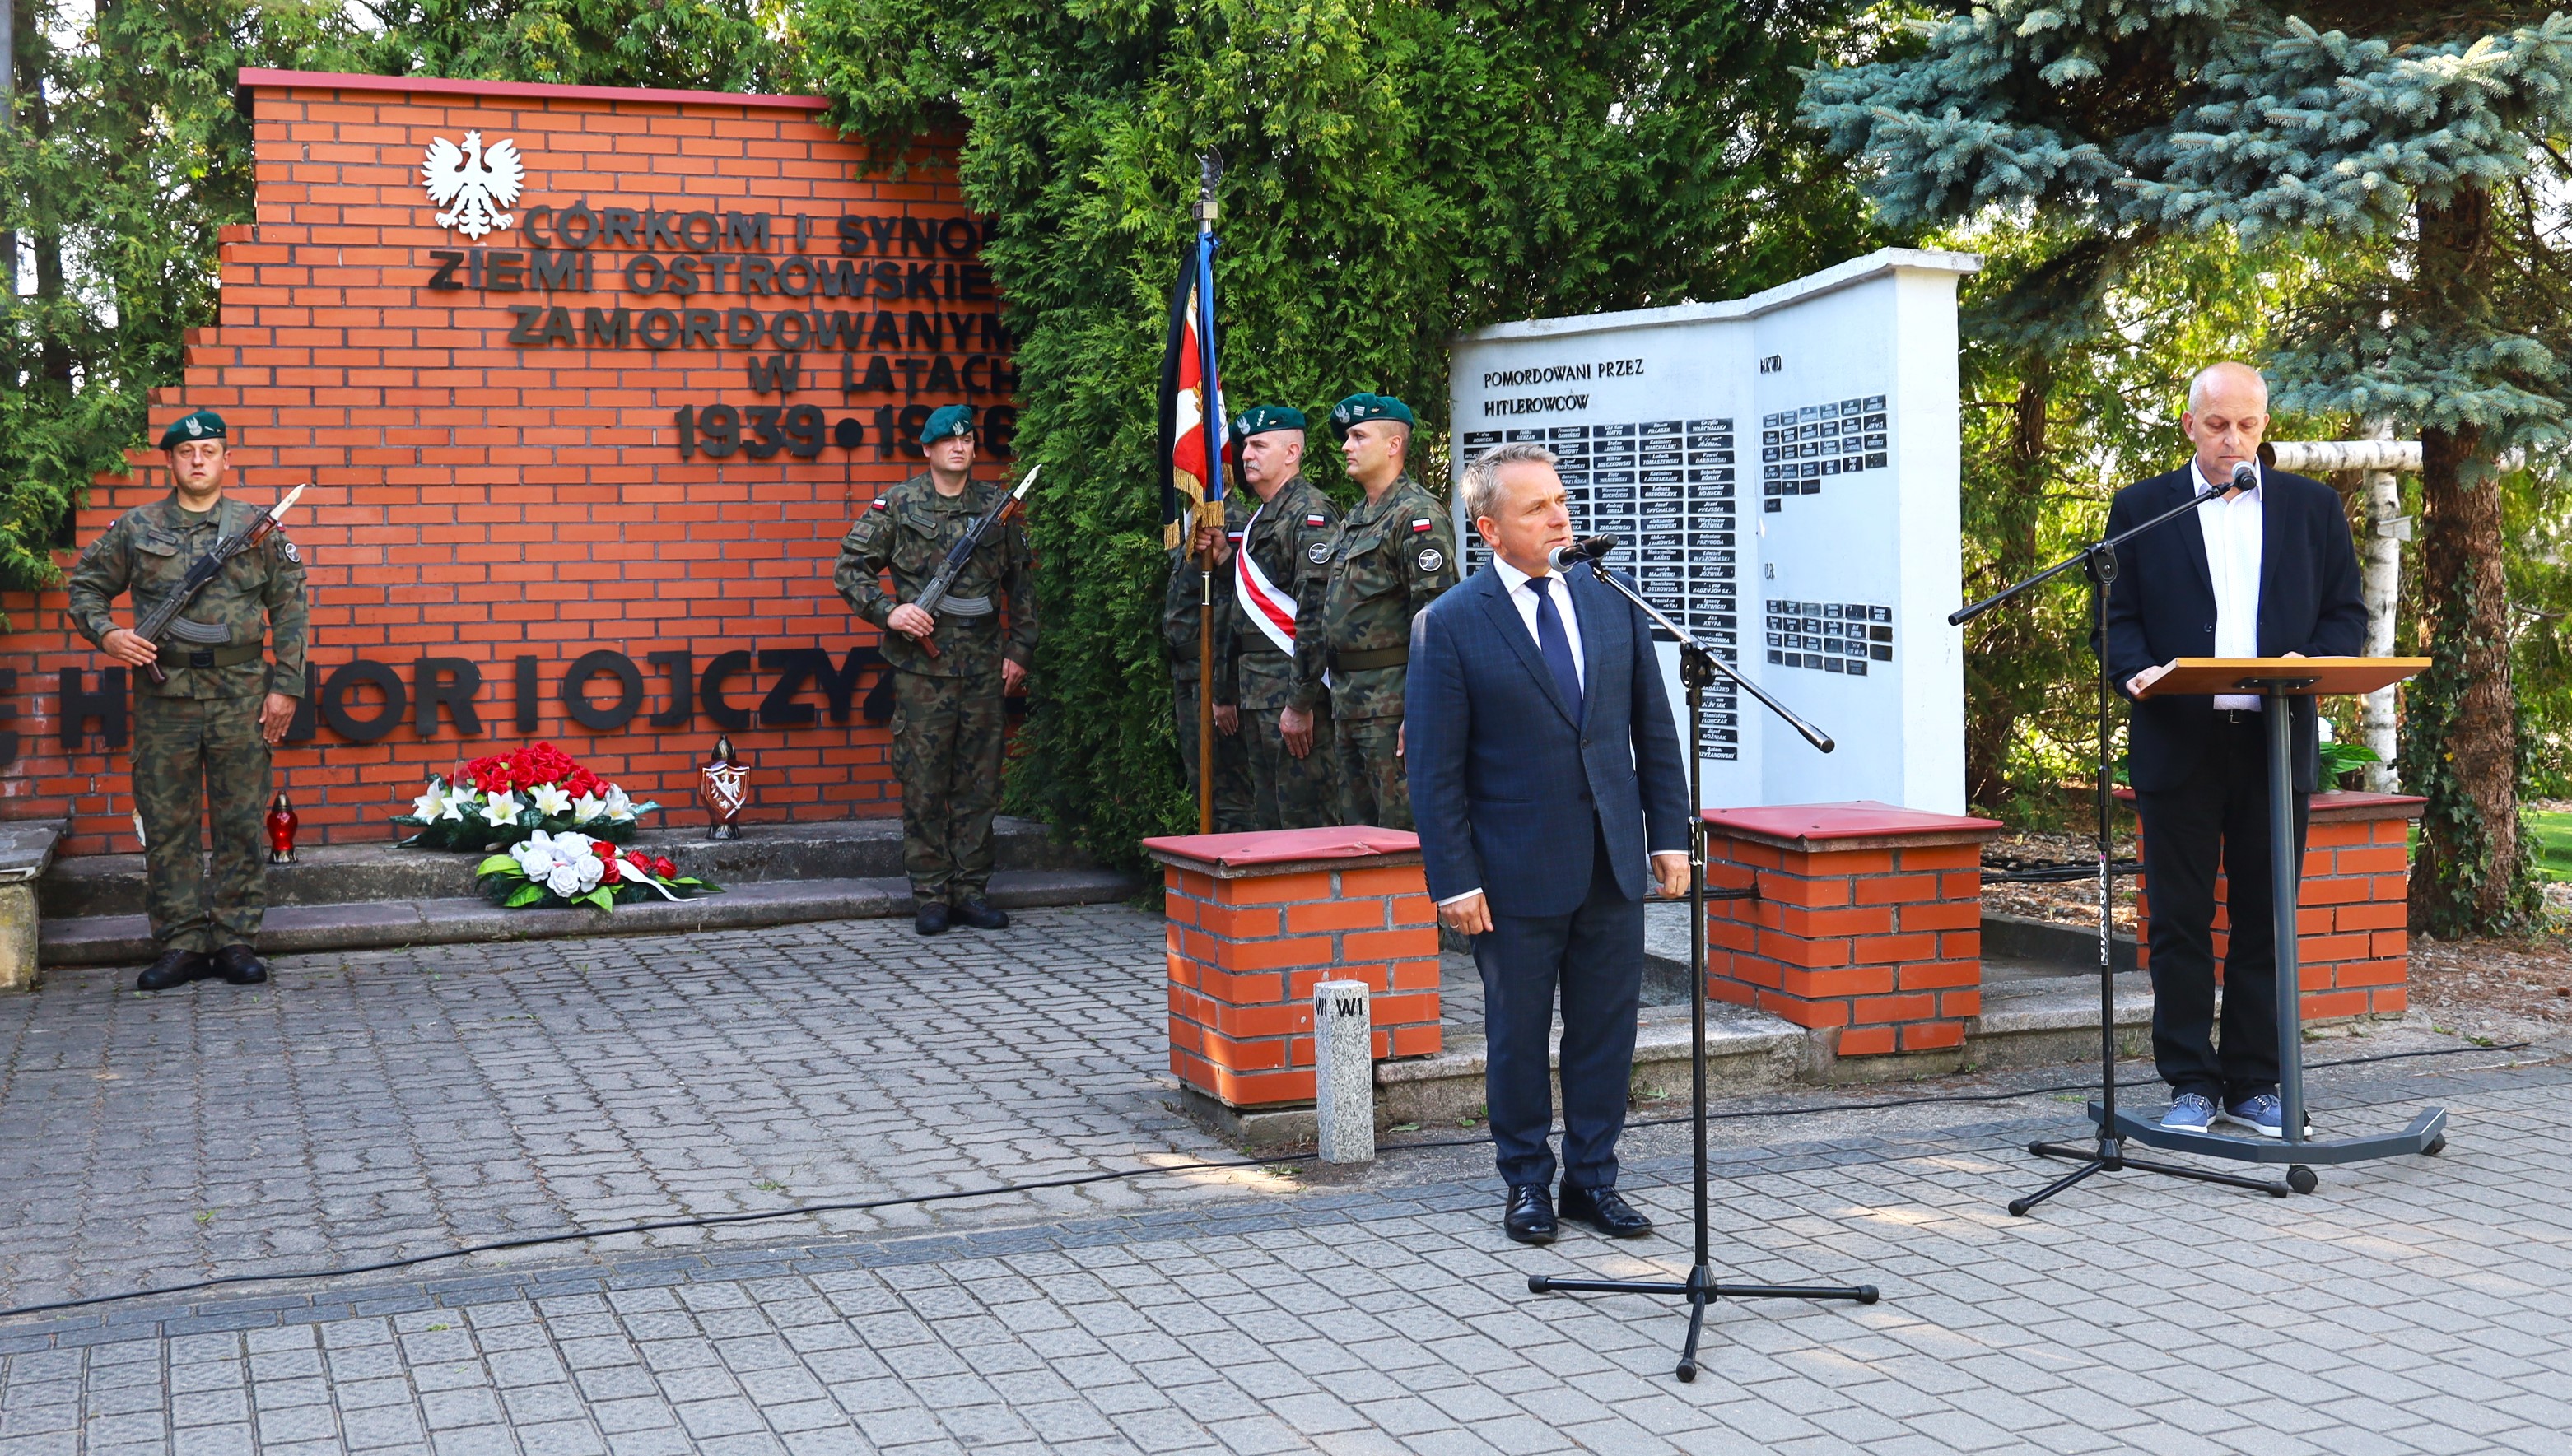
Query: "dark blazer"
1405 564 1691 915
2099 465 2365 793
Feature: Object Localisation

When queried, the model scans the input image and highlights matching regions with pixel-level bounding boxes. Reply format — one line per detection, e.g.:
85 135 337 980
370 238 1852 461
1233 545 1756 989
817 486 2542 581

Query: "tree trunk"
1963 361 2051 811
2406 187 2532 933
2359 420 2403 791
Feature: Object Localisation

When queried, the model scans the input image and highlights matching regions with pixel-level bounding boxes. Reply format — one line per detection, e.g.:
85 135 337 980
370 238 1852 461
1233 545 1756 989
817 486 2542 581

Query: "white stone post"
1312 979 1375 1163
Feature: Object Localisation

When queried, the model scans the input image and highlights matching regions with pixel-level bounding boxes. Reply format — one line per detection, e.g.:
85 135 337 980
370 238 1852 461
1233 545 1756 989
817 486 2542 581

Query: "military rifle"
132 484 308 686
910 463 1041 660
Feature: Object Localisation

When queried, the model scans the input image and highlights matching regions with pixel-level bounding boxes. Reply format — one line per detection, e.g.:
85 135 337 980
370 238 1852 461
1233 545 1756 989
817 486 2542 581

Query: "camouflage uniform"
65 495 308 953
1298 474 1457 830
1232 476 1341 829
834 472 1036 903
1165 498 1256 832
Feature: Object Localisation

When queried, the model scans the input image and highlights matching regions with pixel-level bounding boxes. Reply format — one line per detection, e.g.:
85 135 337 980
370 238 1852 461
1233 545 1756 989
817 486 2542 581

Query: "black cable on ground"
0 1037 2541 1325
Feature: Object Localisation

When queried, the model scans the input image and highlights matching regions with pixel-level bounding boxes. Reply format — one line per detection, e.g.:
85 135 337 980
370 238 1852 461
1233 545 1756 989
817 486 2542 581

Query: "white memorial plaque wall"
1448 248 1975 814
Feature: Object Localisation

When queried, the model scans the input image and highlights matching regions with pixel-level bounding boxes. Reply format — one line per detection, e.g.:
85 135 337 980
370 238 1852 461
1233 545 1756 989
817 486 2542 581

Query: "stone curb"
38 868 1144 966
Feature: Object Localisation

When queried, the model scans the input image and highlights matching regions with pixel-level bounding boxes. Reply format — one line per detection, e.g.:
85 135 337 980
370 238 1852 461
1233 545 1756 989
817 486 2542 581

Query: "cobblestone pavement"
0 908 1248 1309
1 1052 2565 1454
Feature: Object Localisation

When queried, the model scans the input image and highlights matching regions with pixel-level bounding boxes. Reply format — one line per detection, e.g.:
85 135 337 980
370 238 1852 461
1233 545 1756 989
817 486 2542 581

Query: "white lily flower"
411 786 446 820
481 790 523 826
571 792 608 824
603 785 636 821
543 863 584 897
436 788 478 822
529 784 574 817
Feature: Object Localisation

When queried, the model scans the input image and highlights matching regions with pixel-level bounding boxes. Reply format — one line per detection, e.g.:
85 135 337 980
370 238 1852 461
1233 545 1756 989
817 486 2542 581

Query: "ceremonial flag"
1158 230 1228 550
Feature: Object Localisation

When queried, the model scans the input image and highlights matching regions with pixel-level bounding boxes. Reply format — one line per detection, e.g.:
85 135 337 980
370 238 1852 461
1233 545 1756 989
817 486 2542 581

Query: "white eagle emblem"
421 131 525 240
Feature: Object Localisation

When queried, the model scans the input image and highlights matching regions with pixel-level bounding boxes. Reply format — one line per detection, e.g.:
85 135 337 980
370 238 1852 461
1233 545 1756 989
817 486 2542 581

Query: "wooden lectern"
2113 656 2445 1184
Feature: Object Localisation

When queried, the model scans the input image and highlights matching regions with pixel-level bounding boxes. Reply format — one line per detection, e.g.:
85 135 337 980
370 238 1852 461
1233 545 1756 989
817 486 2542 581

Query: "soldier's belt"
156 642 264 671
1330 646 1408 672
934 593 995 618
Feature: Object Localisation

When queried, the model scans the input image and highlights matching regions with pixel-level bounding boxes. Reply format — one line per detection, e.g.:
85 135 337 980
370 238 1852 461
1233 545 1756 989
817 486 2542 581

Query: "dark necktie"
1527 574 1584 726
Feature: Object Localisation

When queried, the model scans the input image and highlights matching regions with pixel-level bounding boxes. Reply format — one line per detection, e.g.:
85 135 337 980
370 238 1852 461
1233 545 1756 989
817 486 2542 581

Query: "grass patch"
2529 809 2572 883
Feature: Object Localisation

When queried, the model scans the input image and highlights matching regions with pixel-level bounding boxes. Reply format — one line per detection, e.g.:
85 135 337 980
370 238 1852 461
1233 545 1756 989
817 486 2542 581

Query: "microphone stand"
1950 483 2290 1214
1526 547 1880 1384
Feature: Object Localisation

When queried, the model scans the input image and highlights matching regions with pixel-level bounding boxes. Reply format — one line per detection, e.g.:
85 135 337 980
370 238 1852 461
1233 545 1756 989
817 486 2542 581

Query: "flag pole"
1191 154 1223 834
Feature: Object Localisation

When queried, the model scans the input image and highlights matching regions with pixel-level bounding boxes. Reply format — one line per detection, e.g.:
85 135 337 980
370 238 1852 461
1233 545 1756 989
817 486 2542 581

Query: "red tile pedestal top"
2122 790 2424 1021
1700 801 2005 1058
1141 826 1442 1109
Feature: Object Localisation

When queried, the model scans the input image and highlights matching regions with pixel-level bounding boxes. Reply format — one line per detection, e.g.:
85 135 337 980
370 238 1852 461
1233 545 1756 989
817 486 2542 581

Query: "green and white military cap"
1328 393 1414 440
157 409 226 450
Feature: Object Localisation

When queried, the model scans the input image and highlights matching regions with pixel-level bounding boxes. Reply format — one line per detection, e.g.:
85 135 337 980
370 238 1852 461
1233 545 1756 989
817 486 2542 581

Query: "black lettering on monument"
925 356 958 393
705 255 738 294
867 312 901 350
585 307 631 348
821 259 862 298
557 199 598 248
647 651 693 728
725 212 771 251
561 650 645 733
747 354 803 394
487 250 525 291
683 309 720 349
57 668 127 751
815 646 883 723
756 648 825 728
522 205 552 247
531 249 580 291
600 207 640 246
904 263 938 300
506 306 546 346
871 261 902 300
836 215 868 255
427 251 464 291
638 308 679 350
699 649 752 732
739 257 776 294
744 407 783 459
897 357 925 395
897 217 932 257
959 265 994 302
725 308 764 348
776 258 815 297
515 655 540 733
534 307 575 347
906 312 942 350
414 657 483 737
679 212 720 251
847 355 896 395
938 217 977 258
321 660 406 744
665 255 701 295
867 216 899 254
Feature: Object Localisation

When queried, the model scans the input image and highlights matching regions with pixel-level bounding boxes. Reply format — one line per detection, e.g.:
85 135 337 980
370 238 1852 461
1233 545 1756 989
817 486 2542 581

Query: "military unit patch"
1308 542 1331 565
1416 547 1443 574
278 536 301 564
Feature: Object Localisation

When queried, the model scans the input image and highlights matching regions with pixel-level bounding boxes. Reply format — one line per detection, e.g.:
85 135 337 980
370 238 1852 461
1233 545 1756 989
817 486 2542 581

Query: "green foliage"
361 0 788 91
1805 1 2571 928
2506 467 2572 797
801 0 1901 864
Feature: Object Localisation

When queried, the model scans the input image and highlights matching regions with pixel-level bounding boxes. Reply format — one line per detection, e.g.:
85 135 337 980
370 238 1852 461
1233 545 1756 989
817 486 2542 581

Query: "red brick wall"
0 69 1013 854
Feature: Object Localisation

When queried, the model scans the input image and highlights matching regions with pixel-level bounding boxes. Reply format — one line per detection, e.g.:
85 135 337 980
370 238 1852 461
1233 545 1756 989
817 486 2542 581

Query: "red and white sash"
1233 505 1300 655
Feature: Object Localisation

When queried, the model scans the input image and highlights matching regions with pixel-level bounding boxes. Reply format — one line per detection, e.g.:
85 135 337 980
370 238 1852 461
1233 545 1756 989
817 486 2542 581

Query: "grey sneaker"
2220 1093 2286 1138
2160 1092 2216 1133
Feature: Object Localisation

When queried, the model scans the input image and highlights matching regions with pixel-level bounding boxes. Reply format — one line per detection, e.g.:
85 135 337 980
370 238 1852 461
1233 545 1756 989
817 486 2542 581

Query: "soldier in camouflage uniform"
1226 406 1341 830
834 404 1037 936
1300 393 1459 830
67 408 308 993
1164 496 1256 831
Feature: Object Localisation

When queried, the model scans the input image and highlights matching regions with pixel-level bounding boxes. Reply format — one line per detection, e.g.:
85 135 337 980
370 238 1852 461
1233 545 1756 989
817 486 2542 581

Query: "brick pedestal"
1141 827 1442 1110
1702 801 2003 1058
2129 789 2423 1021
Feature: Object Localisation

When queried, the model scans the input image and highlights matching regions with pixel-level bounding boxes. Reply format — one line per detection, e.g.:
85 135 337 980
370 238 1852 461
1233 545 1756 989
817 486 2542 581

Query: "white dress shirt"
2194 458 2264 711
1491 555 1586 694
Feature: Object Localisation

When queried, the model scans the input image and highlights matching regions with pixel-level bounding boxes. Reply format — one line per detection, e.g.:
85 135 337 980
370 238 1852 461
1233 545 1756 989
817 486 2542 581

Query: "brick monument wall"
0 69 1015 854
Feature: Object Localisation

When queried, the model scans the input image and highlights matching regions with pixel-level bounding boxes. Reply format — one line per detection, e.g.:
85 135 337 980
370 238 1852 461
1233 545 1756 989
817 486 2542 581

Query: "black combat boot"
914 900 951 936
210 944 270 985
952 896 1009 931
136 950 211 993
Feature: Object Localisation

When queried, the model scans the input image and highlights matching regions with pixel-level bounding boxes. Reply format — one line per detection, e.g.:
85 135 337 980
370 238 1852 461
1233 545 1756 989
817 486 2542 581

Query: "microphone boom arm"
1579 557 1834 754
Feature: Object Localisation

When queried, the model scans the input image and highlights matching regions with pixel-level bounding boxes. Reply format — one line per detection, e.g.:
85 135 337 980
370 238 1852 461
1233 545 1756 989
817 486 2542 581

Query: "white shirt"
1491 555 1586 694
2194 459 2264 711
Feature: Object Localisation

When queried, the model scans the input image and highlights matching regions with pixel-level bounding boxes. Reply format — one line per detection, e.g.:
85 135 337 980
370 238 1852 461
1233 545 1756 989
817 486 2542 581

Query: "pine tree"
1805 3 2572 933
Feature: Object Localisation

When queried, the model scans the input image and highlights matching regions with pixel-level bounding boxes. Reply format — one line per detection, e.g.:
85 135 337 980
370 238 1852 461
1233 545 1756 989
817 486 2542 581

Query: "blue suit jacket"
2099 466 2365 794
1405 564 1692 916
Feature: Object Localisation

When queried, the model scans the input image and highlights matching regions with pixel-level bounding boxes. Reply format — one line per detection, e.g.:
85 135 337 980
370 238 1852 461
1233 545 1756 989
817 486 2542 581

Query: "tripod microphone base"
1529 1266 1879 1382
2011 1136 2291 1216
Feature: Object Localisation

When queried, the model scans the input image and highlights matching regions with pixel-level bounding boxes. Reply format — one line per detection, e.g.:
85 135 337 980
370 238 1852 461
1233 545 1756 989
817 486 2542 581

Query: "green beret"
157 409 226 450
1328 393 1414 440
920 403 976 445
1232 405 1307 440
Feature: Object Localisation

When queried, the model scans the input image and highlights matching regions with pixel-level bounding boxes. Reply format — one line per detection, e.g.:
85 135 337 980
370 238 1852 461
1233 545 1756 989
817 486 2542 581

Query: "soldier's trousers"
1241 705 1339 830
1335 715 1411 831
891 668 1006 901
133 694 271 952
1172 679 1256 833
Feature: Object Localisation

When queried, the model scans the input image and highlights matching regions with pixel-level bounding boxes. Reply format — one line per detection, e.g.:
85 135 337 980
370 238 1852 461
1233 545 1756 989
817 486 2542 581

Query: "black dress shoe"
210 944 269 985
136 950 210 993
914 900 951 936
1559 1184 1655 1238
1503 1184 1558 1245
952 895 1009 931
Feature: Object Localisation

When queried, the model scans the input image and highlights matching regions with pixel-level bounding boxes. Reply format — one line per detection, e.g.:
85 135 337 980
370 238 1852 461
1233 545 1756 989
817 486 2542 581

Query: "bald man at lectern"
2101 361 2364 1140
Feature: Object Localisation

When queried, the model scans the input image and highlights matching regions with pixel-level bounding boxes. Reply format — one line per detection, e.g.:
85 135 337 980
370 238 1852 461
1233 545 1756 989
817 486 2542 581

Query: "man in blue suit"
1407 441 1693 1244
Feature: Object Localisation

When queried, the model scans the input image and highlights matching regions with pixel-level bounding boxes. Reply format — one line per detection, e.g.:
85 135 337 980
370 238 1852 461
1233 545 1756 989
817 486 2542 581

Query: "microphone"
1546 534 1620 571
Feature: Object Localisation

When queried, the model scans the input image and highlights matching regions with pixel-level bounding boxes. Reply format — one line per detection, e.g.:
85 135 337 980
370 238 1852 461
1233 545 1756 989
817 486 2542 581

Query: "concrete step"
38 814 1089 919
40 867 1143 966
